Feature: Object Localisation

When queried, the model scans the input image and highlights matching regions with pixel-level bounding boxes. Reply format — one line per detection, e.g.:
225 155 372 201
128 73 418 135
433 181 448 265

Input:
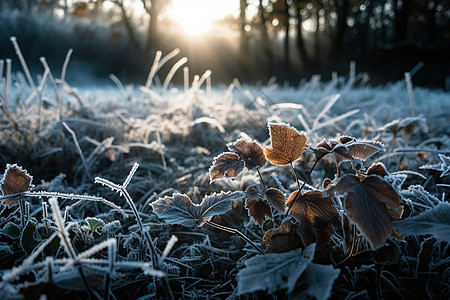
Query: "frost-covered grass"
0 40 449 299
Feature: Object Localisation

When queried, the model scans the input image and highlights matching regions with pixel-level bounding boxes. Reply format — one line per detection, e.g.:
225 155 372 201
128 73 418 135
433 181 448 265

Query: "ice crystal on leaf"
0 164 34 207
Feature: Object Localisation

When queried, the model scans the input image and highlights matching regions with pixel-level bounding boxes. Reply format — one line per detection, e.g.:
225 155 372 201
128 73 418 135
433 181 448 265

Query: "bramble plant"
150 121 448 297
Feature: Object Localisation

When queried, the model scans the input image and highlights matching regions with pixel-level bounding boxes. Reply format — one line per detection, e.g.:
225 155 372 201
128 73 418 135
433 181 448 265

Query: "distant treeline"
0 0 449 88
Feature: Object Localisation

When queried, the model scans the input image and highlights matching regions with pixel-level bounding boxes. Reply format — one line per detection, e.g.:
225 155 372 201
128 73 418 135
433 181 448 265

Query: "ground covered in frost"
0 60 449 299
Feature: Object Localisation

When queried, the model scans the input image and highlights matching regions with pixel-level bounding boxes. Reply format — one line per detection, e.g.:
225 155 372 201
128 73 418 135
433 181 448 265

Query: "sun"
168 0 238 35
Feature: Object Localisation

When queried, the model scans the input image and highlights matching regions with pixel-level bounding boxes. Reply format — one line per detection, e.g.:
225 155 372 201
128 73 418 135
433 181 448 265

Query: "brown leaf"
245 198 273 226
366 162 389 177
335 174 401 249
264 123 309 165
209 152 245 183
265 188 286 213
345 141 385 161
262 218 303 253
227 139 267 170
0 164 33 207
310 139 333 160
338 136 356 144
287 190 338 228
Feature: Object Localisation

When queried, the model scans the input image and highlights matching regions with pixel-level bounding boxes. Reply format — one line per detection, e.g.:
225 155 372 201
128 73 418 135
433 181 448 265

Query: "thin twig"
49 198 100 299
285 159 319 217
62 122 92 180
205 221 265 254
40 57 61 122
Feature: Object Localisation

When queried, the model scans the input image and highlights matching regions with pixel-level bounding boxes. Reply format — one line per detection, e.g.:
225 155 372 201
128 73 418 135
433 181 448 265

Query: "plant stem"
256 168 267 195
18 197 25 228
285 159 319 218
205 221 265 255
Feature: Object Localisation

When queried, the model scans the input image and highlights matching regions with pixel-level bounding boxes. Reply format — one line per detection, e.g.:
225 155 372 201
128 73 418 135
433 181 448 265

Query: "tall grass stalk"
162 57 188 92
183 66 189 92
62 122 92 180
404 72 417 117
40 57 62 122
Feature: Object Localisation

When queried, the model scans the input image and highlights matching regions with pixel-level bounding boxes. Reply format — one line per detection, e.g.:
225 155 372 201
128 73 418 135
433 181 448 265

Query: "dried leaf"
264 122 309 165
345 140 385 161
266 188 286 213
227 138 267 170
335 174 401 249
0 164 34 207
245 199 272 226
310 139 333 160
287 190 338 228
151 191 244 227
366 162 389 177
311 137 384 167
237 244 315 295
393 202 450 243
262 218 303 253
209 152 244 183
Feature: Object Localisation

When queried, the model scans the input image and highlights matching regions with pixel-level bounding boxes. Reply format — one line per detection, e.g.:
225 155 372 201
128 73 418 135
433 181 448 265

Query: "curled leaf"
0 164 34 207
209 152 244 183
151 191 244 227
266 188 286 213
264 122 309 165
227 139 267 170
336 174 401 249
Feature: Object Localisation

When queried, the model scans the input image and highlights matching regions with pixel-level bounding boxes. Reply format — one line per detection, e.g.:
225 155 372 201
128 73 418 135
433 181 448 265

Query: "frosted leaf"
336 174 401 249
264 122 309 165
300 263 341 300
209 152 244 183
227 138 267 170
237 244 315 295
0 164 34 207
366 162 389 177
393 202 450 243
310 137 384 166
151 191 244 227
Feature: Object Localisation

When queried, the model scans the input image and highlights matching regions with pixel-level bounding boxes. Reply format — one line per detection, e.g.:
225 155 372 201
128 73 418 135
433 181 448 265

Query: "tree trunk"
259 0 274 75
331 0 349 54
284 0 290 70
239 0 250 75
294 0 308 64
394 0 410 42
